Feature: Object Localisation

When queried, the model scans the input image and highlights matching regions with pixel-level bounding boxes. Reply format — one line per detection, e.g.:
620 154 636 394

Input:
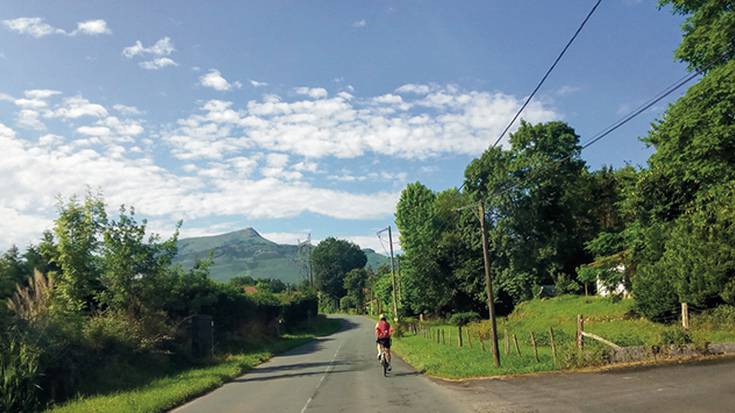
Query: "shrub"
449 311 480 326
0 336 42 413
339 296 354 312
660 328 692 347
633 263 679 321
83 312 144 355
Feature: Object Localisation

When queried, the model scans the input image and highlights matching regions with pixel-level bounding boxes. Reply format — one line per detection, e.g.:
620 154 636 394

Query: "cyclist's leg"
385 339 392 363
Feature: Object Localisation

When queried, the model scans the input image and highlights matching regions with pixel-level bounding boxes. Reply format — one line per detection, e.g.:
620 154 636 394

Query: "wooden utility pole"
387 226 399 322
479 202 501 367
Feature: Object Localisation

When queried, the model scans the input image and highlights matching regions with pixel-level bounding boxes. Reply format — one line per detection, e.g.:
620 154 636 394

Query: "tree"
52 193 107 312
464 121 594 306
660 0 735 72
98 205 179 313
396 183 455 315
343 268 368 312
311 238 367 300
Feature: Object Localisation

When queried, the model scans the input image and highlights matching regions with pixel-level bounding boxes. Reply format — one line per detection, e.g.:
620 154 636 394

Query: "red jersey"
376 320 392 339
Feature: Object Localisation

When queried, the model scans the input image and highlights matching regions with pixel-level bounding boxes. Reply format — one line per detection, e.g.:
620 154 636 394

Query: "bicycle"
378 345 391 377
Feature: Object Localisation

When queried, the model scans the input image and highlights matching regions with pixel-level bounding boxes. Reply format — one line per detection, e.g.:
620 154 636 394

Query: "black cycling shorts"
376 337 392 349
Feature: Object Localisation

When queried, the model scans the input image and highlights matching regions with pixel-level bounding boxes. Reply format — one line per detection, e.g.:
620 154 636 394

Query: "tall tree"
311 237 366 300
53 193 107 312
660 0 735 72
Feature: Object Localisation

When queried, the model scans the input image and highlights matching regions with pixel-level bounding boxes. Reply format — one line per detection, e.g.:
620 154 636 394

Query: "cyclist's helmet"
379 314 386 321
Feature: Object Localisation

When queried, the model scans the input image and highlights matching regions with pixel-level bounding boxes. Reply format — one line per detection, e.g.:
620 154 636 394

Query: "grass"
393 296 735 379
47 316 342 413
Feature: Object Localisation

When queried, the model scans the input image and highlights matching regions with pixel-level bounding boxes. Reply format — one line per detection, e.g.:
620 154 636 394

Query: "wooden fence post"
458 325 463 347
576 314 584 351
467 330 473 349
530 331 539 362
549 327 557 365
512 334 521 356
504 328 510 355
682 303 690 330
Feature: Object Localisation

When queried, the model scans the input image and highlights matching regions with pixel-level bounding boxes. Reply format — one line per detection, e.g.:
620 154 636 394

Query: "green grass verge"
47 316 342 413
393 296 735 379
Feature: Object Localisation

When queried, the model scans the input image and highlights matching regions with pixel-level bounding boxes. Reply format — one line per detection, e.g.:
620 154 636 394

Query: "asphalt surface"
442 356 735 413
171 315 467 413
172 315 735 413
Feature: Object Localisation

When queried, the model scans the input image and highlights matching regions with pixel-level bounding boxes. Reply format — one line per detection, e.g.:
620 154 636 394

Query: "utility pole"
479 202 501 367
378 226 400 322
387 226 399 322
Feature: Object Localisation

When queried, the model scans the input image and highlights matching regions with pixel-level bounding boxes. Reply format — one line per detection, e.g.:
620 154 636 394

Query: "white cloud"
2 17 111 38
123 37 175 58
24 89 61 99
17 109 45 130
71 19 111 36
113 104 143 116
48 96 108 119
123 37 177 70
294 87 328 99
352 19 367 28
250 80 268 88
2 17 64 38
395 83 434 95
139 57 178 70
200 69 239 91
165 84 557 160
260 231 309 245
0 119 400 249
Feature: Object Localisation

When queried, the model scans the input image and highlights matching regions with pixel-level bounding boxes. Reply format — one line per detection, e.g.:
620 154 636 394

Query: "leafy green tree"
660 0 735 72
465 121 594 306
658 183 735 306
228 275 257 289
343 268 368 312
396 183 455 314
52 193 107 312
311 237 367 300
98 206 179 313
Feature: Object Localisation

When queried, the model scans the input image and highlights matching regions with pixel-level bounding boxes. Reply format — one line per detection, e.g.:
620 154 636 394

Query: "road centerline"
299 341 344 413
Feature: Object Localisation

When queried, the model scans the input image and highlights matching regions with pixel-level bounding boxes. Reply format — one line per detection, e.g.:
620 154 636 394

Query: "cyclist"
375 314 394 370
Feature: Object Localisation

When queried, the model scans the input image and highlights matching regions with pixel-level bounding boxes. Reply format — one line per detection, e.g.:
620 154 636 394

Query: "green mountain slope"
174 228 390 282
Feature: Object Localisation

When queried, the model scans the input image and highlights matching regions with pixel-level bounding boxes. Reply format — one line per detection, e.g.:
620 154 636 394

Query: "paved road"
172 315 467 413
173 315 735 412
443 356 735 413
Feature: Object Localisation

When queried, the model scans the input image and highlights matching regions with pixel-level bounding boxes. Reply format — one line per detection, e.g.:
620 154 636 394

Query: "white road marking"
299 341 344 413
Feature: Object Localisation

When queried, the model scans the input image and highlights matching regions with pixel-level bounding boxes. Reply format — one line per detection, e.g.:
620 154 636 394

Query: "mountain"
174 228 391 282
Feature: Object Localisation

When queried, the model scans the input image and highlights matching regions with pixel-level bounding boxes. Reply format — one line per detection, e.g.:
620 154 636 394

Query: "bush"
660 328 692 347
83 312 145 355
339 296 354 312
449 311 480 326
0 336 42 413
633 263 679 321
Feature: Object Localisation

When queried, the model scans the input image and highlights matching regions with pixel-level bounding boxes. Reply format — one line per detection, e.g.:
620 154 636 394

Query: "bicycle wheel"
382 355 389 376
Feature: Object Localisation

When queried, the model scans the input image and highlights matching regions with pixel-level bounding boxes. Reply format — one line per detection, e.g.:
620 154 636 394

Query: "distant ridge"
174 228 390 282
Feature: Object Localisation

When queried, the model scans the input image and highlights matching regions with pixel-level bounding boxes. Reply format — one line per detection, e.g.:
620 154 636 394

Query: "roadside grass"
393 296 735 379
47 316 342 413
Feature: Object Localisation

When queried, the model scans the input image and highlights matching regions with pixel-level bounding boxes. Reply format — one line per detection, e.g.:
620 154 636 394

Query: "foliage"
660 0 735 72
0 336 42 413
448 311 480 326
310 237 366 300
48 316 340 413
656 182 735 306
343 268 367 312
52 193 107 312
7 270 54 323
659 328 692 347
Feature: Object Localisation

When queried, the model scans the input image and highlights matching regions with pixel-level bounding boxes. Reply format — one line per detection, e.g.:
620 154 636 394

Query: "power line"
491 0 603 148
454 63 709 212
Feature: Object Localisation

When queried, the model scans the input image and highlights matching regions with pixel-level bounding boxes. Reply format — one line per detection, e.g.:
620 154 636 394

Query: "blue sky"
0 1 689 251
